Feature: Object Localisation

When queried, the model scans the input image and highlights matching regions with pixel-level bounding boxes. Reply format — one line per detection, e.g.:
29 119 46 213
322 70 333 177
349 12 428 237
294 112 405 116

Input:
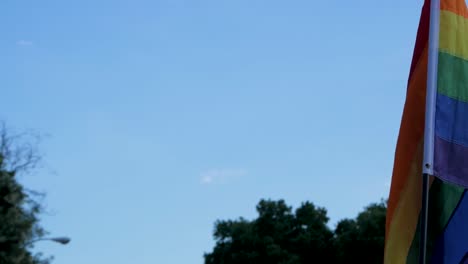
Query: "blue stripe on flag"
436 94 468 146
430 191 468 264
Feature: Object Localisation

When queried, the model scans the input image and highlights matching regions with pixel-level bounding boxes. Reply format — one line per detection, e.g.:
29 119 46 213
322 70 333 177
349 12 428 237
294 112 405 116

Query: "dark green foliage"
0 126 50 264
205 199 387 264
205 199 334 264
334 201 387 264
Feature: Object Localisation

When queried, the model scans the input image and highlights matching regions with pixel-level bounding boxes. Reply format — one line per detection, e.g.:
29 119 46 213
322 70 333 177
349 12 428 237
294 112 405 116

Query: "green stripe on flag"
406 179 465 263
438 51 468 102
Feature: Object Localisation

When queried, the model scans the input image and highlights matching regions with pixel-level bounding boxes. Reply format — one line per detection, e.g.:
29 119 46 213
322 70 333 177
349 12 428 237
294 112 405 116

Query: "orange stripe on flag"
441 0 468 18
386 45 428 238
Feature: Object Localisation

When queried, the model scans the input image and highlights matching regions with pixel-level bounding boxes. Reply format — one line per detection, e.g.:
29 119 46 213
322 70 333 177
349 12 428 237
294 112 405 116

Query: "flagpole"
421 0 440 263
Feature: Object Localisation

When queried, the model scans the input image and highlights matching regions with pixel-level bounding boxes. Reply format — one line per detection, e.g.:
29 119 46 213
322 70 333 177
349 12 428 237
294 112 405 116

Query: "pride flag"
435 0 468 188
385 0 468 263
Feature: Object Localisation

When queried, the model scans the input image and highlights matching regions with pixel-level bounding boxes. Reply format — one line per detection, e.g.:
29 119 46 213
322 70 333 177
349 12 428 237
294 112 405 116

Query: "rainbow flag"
385 0 468 263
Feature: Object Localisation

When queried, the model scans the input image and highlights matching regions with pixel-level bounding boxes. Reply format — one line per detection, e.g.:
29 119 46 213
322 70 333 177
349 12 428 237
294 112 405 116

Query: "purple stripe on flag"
461 253 468 264
429 191 468 264
434 136 468 188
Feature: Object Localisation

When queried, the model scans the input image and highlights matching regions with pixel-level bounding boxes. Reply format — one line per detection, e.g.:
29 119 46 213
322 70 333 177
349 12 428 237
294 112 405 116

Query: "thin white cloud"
201 175 214 184
200 168 247 185
17 40 33 46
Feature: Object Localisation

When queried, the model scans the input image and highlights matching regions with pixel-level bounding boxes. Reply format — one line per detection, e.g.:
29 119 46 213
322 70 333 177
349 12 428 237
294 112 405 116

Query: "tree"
334 200 386 264
204 199 334 264
205 199 387 264
0 124 50 264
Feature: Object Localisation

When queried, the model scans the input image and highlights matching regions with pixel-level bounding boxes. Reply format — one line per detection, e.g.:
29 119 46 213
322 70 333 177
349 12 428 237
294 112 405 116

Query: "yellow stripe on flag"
440 10 468 60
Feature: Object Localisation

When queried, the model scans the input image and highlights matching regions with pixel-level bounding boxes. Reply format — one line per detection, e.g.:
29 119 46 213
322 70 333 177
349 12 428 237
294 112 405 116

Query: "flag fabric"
385 0 468 263
435 0 468 188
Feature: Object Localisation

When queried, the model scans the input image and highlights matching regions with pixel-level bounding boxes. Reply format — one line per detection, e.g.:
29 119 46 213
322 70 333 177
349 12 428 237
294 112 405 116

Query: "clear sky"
2 0 424 263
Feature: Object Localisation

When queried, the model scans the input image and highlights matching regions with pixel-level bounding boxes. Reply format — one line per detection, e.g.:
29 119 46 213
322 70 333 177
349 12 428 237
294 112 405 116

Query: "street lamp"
47 237 71 245
28 236 71 246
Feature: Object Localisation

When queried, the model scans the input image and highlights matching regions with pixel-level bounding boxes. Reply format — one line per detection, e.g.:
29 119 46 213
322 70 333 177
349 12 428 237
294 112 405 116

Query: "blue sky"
2 0 423 263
